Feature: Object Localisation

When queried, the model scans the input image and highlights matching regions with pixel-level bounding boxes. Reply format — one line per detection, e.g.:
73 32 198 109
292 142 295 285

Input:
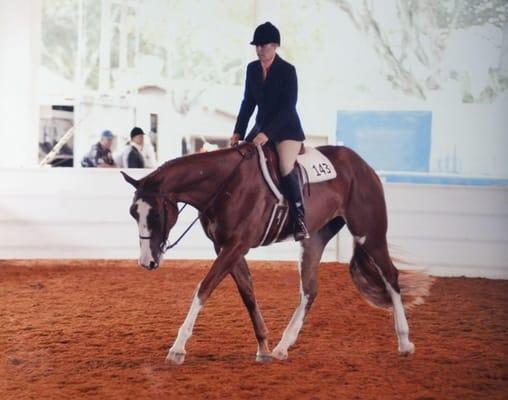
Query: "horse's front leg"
230 258 271 362
166 245 244 365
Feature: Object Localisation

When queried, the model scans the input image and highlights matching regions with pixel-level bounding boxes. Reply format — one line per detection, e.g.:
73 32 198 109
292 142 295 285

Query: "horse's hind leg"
272 218 345 360
364 239 415 355
230 258 271 362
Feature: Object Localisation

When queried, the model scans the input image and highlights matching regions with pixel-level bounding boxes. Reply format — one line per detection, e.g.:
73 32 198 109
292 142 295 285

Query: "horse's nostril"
149 261 156 270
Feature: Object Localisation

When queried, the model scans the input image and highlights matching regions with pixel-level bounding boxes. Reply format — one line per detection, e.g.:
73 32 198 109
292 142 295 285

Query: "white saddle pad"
297 147 337 184
256 145 337 205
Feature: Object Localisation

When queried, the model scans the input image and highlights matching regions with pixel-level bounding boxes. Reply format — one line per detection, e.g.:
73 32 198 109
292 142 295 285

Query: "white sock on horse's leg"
390 289 414 354
272 291 309 360
374 266 415 355
166 283 203 364
273 249 309 360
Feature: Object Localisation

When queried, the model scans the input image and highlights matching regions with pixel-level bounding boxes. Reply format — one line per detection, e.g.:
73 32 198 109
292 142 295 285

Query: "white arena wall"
0 168 507 279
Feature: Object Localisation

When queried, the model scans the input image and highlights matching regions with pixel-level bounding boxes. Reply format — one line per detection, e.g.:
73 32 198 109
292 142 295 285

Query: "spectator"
117 127 146 168
81 130 116 168
142 131 157 168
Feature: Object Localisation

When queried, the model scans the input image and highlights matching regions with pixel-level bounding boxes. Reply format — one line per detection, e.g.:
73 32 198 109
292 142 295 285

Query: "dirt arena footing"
1 259 507 399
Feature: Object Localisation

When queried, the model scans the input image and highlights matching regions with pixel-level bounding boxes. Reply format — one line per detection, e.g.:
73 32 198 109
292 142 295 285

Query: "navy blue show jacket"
234 54 305 143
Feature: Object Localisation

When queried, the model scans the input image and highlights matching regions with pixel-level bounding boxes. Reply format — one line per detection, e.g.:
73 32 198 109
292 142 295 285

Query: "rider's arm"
233 64 256 140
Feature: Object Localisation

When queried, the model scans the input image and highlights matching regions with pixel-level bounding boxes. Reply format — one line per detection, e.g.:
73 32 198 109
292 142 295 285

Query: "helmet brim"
250 40 278 46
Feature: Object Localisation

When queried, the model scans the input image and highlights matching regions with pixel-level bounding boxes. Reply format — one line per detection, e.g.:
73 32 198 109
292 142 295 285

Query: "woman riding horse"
121 22 433 365
230 22 309 241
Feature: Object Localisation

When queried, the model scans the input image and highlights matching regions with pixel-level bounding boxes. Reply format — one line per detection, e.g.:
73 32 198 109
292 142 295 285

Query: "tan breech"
276 140 302 176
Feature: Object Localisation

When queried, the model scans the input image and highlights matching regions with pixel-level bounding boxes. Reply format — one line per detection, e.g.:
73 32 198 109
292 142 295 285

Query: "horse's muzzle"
138 259 159 271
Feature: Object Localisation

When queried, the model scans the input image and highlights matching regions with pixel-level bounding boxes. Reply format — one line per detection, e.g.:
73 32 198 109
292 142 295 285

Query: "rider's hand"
253 132 269 146
230 133 241 147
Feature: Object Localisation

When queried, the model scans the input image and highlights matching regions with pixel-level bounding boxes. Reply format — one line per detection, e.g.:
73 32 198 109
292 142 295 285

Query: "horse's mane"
141 145 246 185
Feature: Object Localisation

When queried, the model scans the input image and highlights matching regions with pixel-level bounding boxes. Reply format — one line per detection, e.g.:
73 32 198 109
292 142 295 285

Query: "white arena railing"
0 167 507 279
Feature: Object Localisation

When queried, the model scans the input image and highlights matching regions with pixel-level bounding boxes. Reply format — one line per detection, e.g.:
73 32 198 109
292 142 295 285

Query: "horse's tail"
349 243 435 310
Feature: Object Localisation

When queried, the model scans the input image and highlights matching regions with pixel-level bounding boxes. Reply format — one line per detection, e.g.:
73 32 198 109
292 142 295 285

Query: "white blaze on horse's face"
135 199 157 269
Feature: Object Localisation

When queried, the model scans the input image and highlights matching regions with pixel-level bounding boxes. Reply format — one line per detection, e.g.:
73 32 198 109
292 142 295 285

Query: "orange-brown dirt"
1 259 507 399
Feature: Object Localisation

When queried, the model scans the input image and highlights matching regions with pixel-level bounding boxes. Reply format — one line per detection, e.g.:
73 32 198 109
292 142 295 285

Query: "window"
183 136 229 154
39 105 74 167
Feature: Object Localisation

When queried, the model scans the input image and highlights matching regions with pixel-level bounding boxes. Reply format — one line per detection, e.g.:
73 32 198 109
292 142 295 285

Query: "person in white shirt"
117 127 146 168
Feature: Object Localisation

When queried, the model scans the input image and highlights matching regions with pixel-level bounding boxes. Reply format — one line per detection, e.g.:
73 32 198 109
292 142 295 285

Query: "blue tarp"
337 110 432 172
336 110 507 186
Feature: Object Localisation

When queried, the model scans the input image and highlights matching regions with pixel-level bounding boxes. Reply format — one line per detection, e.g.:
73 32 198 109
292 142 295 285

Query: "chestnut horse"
121 143 423 365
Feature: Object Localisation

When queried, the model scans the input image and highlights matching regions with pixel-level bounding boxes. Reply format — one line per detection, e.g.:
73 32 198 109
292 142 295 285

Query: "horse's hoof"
398 342 415 356
166 350 186 365
271 346 288 361
256 353 273 363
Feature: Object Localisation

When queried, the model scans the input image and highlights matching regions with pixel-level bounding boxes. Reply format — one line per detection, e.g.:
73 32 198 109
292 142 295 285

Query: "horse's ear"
120 171 139 188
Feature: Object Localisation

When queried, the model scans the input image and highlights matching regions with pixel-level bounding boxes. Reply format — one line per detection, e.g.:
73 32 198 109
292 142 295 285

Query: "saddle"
255 143 337 246
258 143 337 198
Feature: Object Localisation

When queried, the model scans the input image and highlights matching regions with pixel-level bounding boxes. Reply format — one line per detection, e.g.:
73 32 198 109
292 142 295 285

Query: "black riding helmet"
250 21 280 46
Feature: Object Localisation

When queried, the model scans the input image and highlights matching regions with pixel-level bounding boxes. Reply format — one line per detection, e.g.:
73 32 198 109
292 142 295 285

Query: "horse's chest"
201 213 229 243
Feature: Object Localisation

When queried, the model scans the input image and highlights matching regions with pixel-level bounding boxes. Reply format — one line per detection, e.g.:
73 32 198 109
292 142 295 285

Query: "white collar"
131 142 143 153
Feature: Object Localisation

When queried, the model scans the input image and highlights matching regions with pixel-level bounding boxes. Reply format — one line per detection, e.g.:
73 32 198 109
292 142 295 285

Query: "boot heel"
294 219 310 241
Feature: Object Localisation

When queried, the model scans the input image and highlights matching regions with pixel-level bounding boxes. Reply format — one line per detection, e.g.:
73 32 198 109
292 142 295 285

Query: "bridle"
135 145 255 253
136 195 178 244
137 198 193 252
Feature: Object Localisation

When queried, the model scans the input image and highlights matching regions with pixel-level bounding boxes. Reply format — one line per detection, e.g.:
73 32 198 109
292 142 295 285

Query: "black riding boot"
280 168 310 241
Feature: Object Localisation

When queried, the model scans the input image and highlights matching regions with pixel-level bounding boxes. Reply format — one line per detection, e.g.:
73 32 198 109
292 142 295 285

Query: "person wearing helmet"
230 22 309 241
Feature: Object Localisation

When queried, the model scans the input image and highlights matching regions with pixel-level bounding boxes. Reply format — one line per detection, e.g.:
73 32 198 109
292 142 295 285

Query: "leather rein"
135 146 255 253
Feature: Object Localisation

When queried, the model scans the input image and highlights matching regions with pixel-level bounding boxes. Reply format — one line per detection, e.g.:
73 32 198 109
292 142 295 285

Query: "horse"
121 143 432 365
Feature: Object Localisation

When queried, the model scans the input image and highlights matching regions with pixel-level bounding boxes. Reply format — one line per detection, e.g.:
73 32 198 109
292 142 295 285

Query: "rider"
230 22 309 241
